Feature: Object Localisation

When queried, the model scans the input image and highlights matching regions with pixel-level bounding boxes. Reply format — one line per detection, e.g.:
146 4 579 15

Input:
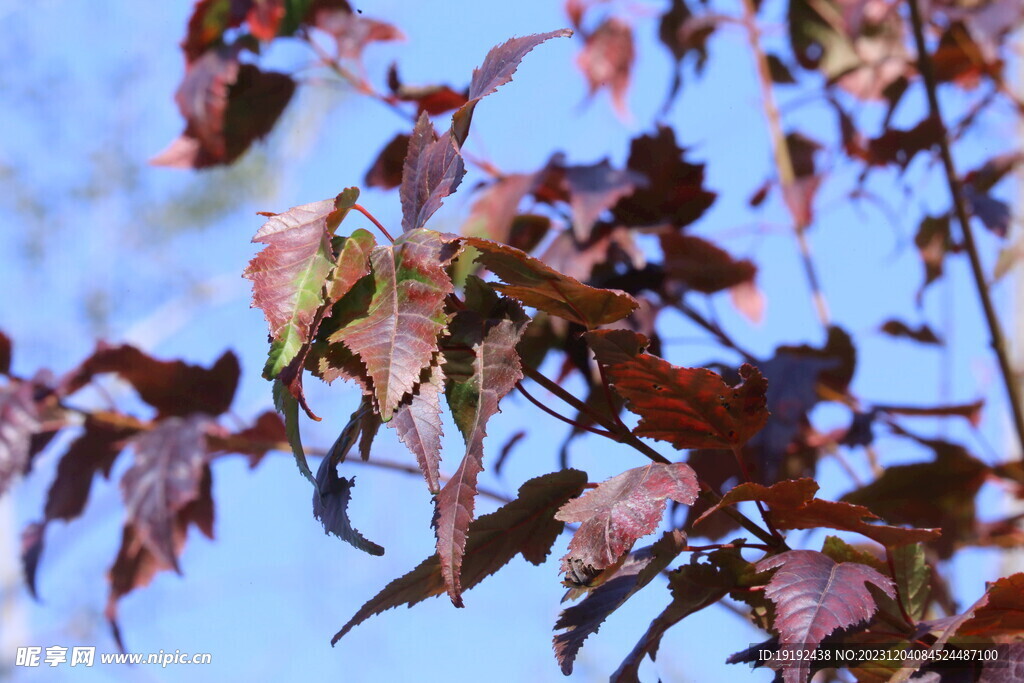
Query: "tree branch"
906 0 1024 458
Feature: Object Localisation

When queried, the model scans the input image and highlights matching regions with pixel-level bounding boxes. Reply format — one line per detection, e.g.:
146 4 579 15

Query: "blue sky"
1 1 1020 681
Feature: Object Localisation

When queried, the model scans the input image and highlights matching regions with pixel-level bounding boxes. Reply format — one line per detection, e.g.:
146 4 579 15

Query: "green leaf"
329 229 461 421
434 277 530 606
244 189 359 382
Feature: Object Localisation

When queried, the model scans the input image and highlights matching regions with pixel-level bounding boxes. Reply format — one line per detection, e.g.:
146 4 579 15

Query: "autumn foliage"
6 0 1024 681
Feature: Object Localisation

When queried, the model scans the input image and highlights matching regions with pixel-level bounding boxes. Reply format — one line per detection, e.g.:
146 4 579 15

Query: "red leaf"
588 329 769 449
329 229 460 421
434 280 530 605
399 114 466 233
705 478 941 547
389 360 445 492
660 233 757 294
387 65 469 116
464 236 639 327
0 330 10 375
554 531 687 675
244 191 362 382
225 410 287 467
364 133 409 190
333 469 587 643
0 381 40 497
957 573 1024 637
757 550 895 683
107 465 214 649
153 52 295 169
312 5 403 60
577 18 634 117
562 159 644 240
61 345 240 419
613 125 716 229
182 0 246 63
121 416 211 572
246 0 285 41
841 440 986 556
555 462 697 572
452 29 573 145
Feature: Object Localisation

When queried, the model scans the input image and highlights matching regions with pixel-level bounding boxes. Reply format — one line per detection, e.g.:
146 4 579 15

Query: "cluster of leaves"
0 332 292 647
6 0 1024 681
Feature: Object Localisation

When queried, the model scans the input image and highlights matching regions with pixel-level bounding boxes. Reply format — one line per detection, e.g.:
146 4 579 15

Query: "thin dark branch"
906 0 1024 459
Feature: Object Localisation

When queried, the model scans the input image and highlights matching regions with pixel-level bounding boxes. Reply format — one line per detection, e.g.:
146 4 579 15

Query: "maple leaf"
0 381 40 497
312 457 384 556
554 531 686 675
958 573 1024 637
329 228 460 421
757 550 895 683
312 3 403 60
701 478 940 547
387 64 469 116
244 189 361 383
399 114 466 233
389 359 445 493
181 0 248 63
587 329 769 449
61 345 240 419
107 466 214 651
333 469 587 643
613 125 716 229
152 48 295 168
464 236 638 328
841 440 986 556
613 549 740 682
364 133 409 190
451 29 573 146
659 233 757 294
562 159 644 240
121 415 211 573
434 279 530 605
23 415 138 597
577 18 634 117
555 462 697 573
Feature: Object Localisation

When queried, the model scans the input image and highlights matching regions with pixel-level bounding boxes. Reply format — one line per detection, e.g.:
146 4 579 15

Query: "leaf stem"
352 204 395 242
906 0 1024 459
515 381 615 439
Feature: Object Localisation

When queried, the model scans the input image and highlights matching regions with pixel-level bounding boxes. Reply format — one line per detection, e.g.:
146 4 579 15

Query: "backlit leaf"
660 233 757 294
333 469 587 643
244 189 360 382
389 359 445 493
464 236 638 327
577 18 634 117
959 573 1024 637
587 329 768 449
62 345 240 419
121 416 211 572
555 462 697 572
0 381 40 497
452 29 572 145
329 229 460 421
435 279 529 605
757 550 895 683
554 531 686 675
400 114 465 233
702 478 940 547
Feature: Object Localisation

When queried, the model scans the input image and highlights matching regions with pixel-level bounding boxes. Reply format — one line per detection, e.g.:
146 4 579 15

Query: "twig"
515 381 615 439
907 0 1024 458
741 0 831 329
352 204 395 242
